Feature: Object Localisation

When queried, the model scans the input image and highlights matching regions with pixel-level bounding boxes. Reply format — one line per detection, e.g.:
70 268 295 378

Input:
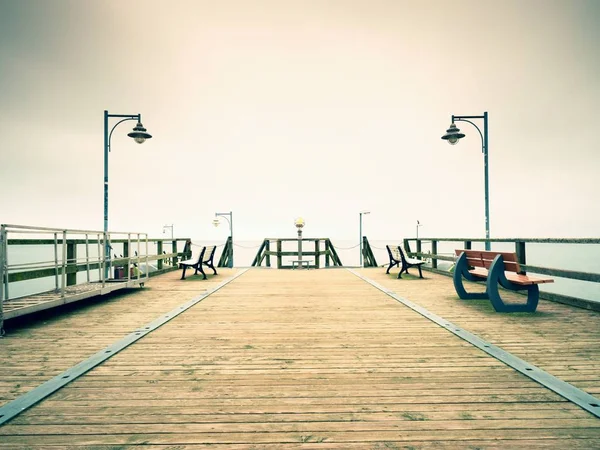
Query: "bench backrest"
202 246 216 263
455 249 521 273
386 245 407 262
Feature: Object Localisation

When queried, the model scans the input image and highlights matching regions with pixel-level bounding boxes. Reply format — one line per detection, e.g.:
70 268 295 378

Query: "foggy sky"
1 0 599 242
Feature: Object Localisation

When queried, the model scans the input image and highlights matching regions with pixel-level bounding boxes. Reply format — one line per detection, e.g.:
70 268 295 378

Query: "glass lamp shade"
128 122 152 144
441 123 465 144
294 217 305 228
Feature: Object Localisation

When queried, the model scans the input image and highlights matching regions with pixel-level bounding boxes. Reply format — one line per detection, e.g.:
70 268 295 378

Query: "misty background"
1 0 599 244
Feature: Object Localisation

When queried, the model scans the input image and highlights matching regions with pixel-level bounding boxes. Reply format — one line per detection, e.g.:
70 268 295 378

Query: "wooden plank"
1 269 599 447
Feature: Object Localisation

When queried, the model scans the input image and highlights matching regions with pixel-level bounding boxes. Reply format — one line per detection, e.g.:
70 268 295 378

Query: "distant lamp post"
416 220 422 240
213 211 233 268
294 217 305 264
163 224 174 241
441 111 490 250
359 211 370 267
103 110 152 277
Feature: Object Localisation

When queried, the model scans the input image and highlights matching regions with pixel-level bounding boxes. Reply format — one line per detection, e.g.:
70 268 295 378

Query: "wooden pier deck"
1 267 599 448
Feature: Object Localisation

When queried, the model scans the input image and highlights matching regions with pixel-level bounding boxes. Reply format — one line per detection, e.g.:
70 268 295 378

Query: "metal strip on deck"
0 268 249 426
348 269 600 419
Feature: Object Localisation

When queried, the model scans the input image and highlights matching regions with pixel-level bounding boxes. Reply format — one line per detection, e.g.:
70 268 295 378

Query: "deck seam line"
348 268 600 419
0 268 249 426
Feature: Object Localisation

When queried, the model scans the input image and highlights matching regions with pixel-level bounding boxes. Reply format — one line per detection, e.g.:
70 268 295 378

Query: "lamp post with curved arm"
359 211 370 267
213 211 233 267
441 111 490 250
104 110 152 277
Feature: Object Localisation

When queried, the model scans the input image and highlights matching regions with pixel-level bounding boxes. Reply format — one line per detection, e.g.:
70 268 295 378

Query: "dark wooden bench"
385 245 424 279
453 249 554 312
179 245 217 280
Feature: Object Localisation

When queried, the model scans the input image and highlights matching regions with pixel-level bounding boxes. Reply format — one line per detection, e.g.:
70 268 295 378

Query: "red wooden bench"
453 249 553 312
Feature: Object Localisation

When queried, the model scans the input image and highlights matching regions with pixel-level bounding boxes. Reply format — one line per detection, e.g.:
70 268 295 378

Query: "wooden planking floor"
0 268 235 404
1 268 599 448
362 268 600 395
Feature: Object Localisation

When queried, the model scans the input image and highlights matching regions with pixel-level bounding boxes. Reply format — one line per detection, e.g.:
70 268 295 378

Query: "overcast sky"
1 0 599 243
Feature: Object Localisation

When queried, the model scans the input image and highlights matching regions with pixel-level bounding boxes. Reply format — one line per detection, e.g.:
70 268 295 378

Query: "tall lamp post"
213 211 233 268
163 224 174 265
416 220 422 240
359 211 370 267
163 224 174 241
104 110 152 277
441 111 490 251
295 217 305 266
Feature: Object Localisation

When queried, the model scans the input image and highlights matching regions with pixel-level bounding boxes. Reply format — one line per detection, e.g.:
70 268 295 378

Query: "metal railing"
0 224 192 332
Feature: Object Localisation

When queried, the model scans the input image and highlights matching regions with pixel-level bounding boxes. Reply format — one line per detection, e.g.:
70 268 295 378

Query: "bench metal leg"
487 255 539 313
180 266 188 280
453 252 488 300
206 262 217 275
386 261 397 274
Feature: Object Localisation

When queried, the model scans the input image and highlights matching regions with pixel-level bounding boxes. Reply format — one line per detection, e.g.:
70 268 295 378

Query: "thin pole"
483 111 490 251
229 211 233 268
103 110 109 278
359 213 363 267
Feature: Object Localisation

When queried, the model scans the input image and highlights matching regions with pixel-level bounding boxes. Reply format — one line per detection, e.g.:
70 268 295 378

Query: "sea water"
3 239 599 304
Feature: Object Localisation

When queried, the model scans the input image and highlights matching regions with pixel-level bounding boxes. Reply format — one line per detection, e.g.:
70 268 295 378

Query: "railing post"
67 240 77 286
0 224 6 334
416 239 422 260
431 240 438 269
277 240 282 269
515 241 526 274
325 240 331 267
464 240 472 250
315 239 320 269
172 240 178 266
123 238 130 279
157 241 163 270
266 240 271 267
403 238 411 255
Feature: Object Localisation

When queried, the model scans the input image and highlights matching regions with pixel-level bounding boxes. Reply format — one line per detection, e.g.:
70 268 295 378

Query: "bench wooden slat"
457 249 521 273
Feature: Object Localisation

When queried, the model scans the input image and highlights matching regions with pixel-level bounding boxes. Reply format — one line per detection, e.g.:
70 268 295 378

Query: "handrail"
0 224 190 300
252 238 343 269
403 236 600 310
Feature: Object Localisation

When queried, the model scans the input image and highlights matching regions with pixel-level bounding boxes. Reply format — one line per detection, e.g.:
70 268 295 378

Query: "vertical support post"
157 241 163 270
124 238 130 279
61 231 67 297
464 240 472 250
483 111 490 251
297 229 303 262
97 234 104 285
403 238 411 255
277 240 282 269
85 234 90 283
229 212 233 268
515 241 526 275
359 214 363 267
431 240 438 269
103 110 110 279
67 239 77 286
0 225 7 334
325 240 331 267
266 240 271 267
172 239 178 266
416 239 422 260
53 233 59 292
315 240 320 269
